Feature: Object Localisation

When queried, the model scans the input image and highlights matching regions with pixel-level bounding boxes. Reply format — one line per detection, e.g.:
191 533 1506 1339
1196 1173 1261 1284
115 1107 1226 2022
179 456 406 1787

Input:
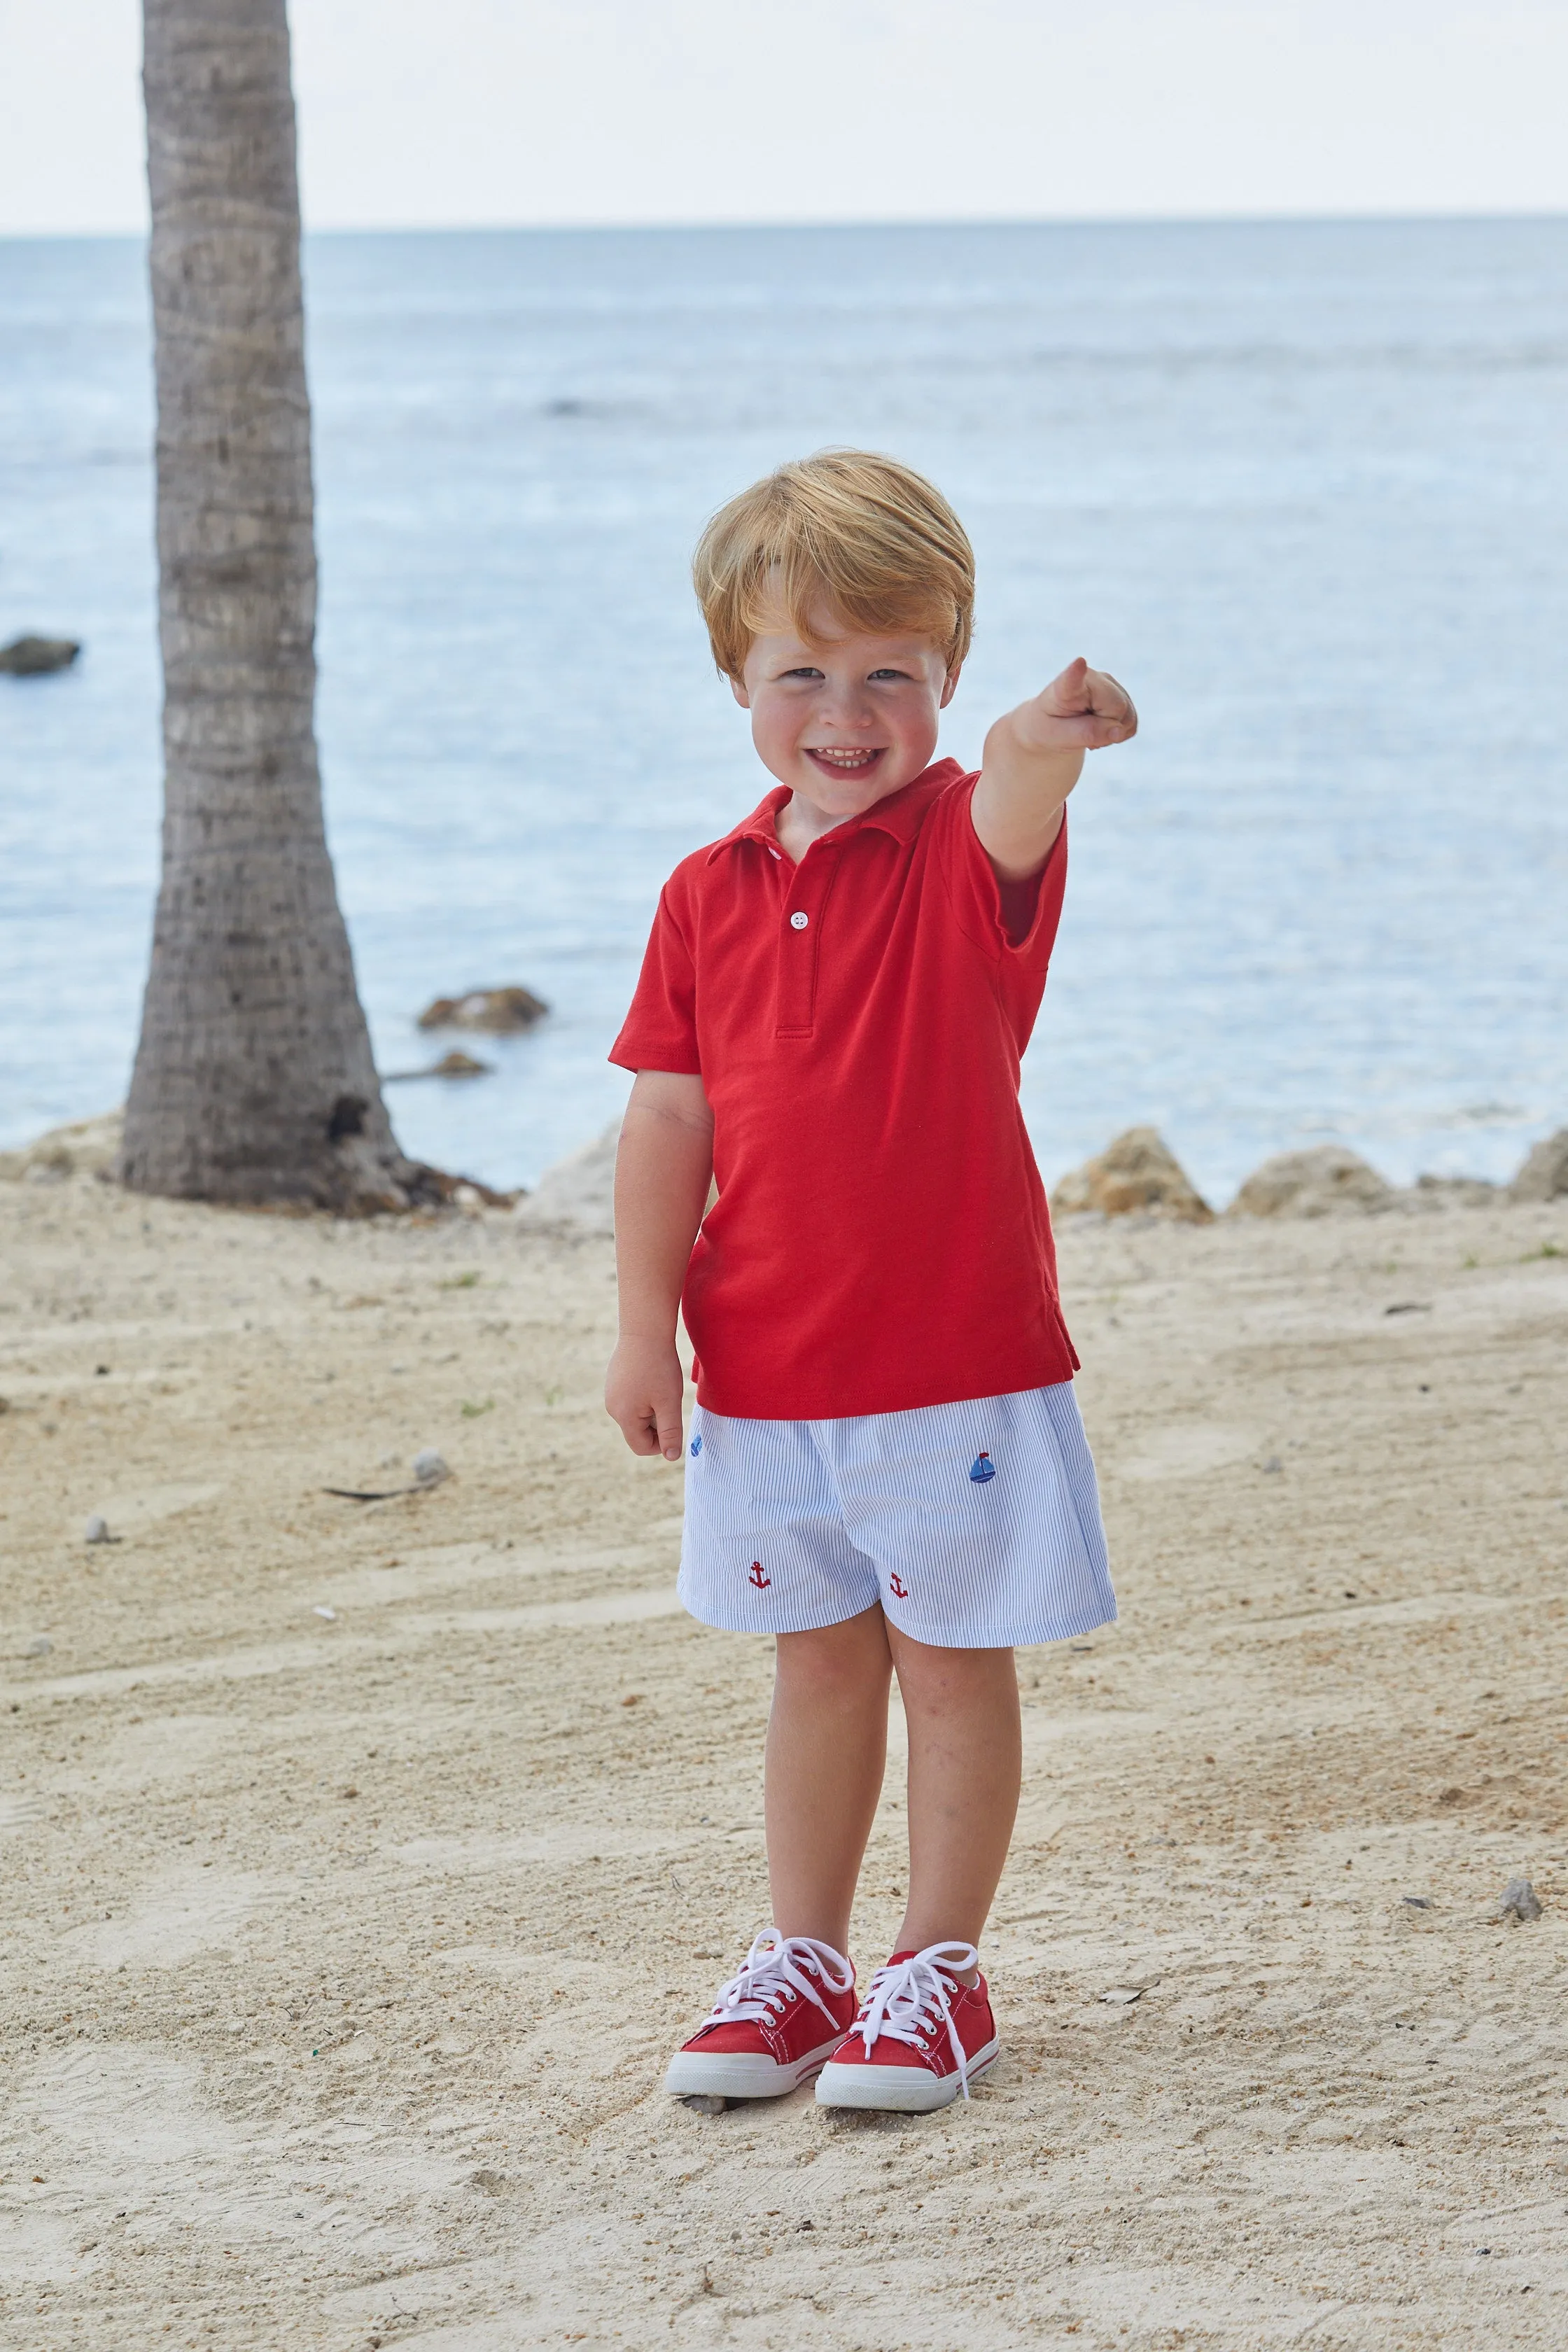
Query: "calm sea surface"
2 219 1565 1198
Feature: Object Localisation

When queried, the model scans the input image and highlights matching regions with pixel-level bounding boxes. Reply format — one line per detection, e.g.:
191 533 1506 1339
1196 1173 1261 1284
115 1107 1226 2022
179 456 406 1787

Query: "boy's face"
732 599 958 824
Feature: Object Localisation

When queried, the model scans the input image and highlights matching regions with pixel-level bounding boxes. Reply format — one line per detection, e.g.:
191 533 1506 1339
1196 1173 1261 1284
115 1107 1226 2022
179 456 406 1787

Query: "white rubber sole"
664 2034 844 2101
815 2039 1000 2113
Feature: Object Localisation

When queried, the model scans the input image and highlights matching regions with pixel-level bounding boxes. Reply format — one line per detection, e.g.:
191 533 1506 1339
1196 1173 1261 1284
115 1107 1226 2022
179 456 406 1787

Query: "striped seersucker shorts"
678 1383 1116 1650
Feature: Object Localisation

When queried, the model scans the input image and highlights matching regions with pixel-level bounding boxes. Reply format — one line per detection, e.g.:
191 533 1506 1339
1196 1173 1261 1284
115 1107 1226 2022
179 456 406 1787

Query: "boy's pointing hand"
1016 657 1138 753
973 657 1138 879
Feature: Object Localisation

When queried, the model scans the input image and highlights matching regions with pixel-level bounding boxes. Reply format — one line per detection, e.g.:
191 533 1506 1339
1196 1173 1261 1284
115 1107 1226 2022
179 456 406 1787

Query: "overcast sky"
2 0 1567 236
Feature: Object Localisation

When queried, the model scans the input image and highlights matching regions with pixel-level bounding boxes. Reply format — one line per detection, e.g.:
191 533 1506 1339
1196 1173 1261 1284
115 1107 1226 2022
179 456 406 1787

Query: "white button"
790 910 809 930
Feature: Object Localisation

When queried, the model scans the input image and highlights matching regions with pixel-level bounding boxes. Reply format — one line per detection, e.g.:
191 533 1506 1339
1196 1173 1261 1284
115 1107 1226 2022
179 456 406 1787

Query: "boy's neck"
774 775 912 863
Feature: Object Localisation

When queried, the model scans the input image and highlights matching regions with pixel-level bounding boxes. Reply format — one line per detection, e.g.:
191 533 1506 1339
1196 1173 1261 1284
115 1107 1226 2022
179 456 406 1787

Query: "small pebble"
1497 1876 1542 1923
26 1636 52 1658
682 2094 731 2116
83 1514 111 1544
1100 1987 1142 2005
413 1448 449 1486
313 1605 337 1622
1401 1896 1434 1910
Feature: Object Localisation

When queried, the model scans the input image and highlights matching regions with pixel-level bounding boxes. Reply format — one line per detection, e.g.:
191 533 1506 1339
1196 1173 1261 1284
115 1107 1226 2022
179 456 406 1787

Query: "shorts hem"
678 1584 1119 1648
676 1581 882 1638
886 1592 1119 1650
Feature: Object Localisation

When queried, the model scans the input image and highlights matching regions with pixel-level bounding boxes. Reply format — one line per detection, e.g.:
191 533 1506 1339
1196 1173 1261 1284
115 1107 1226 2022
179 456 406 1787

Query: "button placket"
776 848 836 1036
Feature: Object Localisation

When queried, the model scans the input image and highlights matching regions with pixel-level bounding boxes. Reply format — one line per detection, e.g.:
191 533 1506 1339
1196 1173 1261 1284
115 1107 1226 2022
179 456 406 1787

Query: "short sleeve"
935 775 1068 973
608 884 702 1074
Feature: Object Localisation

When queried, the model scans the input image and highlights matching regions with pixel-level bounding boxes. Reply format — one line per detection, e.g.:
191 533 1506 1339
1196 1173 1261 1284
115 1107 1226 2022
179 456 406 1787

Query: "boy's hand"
606 1332 687 1462
1013 657 1137 755
972 656 1138 881
606 1069 712 1462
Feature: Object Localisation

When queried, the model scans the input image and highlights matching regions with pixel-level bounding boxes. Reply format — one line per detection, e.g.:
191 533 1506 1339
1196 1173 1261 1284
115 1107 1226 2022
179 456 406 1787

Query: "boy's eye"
772 663 913 682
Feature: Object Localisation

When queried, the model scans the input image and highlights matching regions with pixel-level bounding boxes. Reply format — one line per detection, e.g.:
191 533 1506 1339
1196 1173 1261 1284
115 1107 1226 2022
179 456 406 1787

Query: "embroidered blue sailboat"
969 1451 995 1483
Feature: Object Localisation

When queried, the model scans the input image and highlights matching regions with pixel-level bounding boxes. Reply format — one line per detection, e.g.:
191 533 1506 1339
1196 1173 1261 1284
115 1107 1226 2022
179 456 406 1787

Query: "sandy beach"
3 1167 1567 2349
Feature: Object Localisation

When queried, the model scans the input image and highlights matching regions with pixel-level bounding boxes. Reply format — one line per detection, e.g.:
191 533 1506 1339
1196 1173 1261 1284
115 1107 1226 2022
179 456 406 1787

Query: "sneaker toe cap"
830 2035 933 2071
682 2021 775 2056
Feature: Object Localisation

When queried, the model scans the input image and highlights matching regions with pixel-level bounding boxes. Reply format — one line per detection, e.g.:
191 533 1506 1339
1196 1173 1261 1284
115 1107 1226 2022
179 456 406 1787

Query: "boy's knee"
893 1638 1017 1702
775 1611 890 1698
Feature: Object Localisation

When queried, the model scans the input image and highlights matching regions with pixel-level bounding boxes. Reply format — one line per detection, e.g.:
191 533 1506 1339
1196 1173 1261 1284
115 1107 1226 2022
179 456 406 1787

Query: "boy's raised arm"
971 656 1138 882
606 1070 715 1462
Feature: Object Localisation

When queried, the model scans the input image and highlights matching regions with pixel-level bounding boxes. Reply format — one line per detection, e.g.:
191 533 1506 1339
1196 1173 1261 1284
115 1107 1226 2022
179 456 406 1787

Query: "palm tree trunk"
123 0 429 1212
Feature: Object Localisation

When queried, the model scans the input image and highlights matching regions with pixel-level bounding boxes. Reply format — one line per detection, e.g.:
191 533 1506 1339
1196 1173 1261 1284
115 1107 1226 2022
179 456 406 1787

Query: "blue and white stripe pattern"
680 1383 1115 1649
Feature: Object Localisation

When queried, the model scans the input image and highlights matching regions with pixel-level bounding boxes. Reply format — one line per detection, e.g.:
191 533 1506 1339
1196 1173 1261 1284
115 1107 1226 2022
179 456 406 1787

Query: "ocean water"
2 218 1566 1201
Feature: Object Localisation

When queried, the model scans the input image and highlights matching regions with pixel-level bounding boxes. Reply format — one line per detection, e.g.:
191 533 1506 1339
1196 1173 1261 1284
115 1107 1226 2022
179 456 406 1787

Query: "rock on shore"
512 1119 620 1235
382 1051 493 1082
0 634 80 676
1050 1127 1213 1223
1511 1126 1568 1203
1049 1127 1565 1224
416 986 549 1033
1228 1144 1393 1219
0 1110 122 1182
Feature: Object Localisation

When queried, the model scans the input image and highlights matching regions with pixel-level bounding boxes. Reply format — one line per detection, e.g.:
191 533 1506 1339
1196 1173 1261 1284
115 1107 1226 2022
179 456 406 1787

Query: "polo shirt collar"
704 759 965 864
704 788 792 864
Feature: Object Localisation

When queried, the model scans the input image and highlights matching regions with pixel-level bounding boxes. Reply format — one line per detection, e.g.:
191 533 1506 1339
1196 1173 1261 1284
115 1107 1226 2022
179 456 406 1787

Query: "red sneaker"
664 1931 858 2100
815 1942 998 2112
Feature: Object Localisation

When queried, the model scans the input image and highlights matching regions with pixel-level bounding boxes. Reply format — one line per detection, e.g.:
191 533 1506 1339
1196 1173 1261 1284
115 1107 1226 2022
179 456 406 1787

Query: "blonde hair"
692 449 975 680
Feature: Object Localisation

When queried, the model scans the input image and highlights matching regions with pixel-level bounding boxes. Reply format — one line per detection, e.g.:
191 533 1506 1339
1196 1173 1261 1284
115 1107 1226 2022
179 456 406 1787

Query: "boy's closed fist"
1014 657 1138 755
606 1332 687 1462
974 655 1138 879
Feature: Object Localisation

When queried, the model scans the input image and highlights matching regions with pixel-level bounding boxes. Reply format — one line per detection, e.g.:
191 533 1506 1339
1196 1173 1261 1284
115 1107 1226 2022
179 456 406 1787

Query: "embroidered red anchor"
747 1561 771 1589
887 1574 909 1601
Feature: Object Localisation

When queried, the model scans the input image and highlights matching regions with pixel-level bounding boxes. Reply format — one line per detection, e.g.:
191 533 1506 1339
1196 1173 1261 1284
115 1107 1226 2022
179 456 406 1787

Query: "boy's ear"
939 661 963 710
729 672 752 710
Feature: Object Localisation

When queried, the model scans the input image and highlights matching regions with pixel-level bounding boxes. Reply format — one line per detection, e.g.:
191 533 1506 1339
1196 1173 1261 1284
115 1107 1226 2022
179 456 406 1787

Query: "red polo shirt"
609 757 1079 1419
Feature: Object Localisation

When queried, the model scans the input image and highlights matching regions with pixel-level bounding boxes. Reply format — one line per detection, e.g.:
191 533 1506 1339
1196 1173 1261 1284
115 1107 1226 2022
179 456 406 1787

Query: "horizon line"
4 204 1567 247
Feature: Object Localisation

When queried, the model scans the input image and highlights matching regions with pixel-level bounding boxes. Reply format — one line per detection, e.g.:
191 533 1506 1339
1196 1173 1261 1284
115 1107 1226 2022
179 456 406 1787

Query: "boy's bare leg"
886 1631 1021 1970
766 1605 892 1952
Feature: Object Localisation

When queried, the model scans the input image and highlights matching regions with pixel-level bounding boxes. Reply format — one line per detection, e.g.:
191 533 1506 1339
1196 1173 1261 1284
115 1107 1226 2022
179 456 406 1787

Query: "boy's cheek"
749 708 802 778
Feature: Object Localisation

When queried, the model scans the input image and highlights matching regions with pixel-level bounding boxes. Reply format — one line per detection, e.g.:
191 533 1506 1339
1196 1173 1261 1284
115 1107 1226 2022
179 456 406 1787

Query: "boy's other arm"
971 657 1138 881
605 1069 714 1462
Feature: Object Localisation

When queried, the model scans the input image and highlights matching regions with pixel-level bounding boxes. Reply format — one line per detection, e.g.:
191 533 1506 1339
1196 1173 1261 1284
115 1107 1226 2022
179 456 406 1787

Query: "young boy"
605 450 1135 2113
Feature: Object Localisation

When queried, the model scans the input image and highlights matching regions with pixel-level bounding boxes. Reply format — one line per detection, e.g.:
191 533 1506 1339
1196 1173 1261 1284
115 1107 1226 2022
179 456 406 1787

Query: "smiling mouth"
806 747 884 775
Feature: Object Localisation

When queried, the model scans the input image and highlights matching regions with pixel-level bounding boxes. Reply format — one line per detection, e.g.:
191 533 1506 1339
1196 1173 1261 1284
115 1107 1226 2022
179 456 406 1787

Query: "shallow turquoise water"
1 218 1565 1199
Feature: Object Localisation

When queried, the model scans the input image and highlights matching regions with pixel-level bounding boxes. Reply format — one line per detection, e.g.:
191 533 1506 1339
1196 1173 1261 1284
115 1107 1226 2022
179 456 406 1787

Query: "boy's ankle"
888 1937 981 1988
774 1925 851 1959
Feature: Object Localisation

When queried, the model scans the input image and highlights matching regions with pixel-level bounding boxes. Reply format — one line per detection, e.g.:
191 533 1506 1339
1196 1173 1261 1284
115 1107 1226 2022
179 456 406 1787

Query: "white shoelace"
700 1929 854 2035
852 1940 983 2097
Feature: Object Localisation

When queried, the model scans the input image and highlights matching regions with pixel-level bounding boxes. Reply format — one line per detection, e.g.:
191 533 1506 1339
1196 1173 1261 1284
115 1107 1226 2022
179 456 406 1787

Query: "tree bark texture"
124 0 428 1212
